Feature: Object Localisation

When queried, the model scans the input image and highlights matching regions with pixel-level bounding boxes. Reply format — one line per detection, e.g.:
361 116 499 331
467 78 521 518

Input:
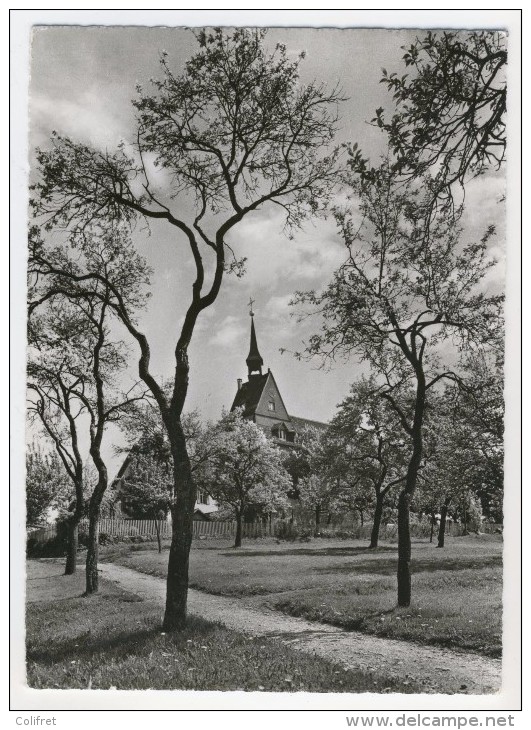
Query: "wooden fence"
28 517 502 544
28 517 276 543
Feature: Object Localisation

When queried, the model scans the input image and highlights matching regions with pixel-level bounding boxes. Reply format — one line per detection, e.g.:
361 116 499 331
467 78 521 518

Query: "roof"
230 373 268 417
289 415 328 432
110 453 134 488
194 503 218 515
246 316 264 374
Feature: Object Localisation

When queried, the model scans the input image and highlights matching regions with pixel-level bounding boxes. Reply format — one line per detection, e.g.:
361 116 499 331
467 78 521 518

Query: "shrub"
27 532 66 558
27 521 69 558
274 521 314 541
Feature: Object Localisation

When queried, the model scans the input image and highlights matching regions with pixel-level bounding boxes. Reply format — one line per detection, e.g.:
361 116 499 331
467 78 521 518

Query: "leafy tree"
282 448 311 500
30 28 342 630
420 399 478 548
290 425 339 537
329 484 374 529
117 404 209 552
296 475 330 536
196 410 291 547
452 350 504 522
28 226 150 590
294 163 503 606
372 31 506 210
25 444 70 527
329 378 408 548
118 454 172 553
118 399 209 478
420 358 503 548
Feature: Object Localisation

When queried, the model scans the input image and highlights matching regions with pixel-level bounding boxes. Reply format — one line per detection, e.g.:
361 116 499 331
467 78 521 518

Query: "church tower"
230 299 327 446
246 310 264 377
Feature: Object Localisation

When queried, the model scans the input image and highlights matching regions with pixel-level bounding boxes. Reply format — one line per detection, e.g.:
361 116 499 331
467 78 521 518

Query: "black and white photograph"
10 7 521 717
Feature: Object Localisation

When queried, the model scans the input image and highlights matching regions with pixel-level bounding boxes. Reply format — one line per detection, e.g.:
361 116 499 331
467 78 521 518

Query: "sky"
28 25 506 476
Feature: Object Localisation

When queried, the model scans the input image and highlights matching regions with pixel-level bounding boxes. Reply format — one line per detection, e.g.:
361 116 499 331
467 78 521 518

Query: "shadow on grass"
27 626 161 665
219 546 398 559
27 615 215 666
312 554 502 576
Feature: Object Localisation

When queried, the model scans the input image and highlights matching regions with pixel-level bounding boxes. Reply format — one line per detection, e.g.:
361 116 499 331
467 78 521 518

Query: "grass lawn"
27 560 422 692
101 534 503 658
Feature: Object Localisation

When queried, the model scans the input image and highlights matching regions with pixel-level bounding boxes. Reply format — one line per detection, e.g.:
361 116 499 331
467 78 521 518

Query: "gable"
255 372 291 422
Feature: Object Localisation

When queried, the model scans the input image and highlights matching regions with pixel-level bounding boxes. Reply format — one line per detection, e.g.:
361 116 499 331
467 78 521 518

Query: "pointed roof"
246 315 264 375
231 372 268 417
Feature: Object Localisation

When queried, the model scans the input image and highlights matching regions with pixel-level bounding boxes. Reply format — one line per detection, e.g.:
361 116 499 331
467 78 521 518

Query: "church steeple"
246 299 264 377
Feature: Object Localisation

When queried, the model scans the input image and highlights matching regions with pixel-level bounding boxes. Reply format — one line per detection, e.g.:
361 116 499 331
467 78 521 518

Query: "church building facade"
230 311 327 448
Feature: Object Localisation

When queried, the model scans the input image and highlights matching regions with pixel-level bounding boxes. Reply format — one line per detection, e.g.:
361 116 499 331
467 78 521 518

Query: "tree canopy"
196 409 291 546
328 378 409 547
29 28 344 627
341 30 508 219
26 445 70 527
293 160 503 605
377 31 506 185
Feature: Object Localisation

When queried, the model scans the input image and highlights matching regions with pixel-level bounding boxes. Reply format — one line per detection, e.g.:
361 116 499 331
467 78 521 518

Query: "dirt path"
98 563 501 695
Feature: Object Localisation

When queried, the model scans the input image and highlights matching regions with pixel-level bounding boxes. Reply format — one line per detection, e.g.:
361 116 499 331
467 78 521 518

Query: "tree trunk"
85 449 108 594
358 508 364 526
429 511 435 544
234 511 243 548
155 518 162 553
396 370 425 607
85 507 100 594
314 504 321 537
64 518 79 575
437 499 450 548
162 417 195 632
369 493 384 549
397 490 412 606
65 475 85 575
164 497 193 630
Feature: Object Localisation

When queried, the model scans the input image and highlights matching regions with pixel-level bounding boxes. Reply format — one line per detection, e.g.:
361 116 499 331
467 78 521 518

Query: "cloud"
460 173 506 241
30 89 131 149
265 293 294 316
208 316 246 348
228 207 346 291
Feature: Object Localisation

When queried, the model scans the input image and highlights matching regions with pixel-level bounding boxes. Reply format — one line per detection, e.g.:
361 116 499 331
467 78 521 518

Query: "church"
110 306 327 520
230 306 328 448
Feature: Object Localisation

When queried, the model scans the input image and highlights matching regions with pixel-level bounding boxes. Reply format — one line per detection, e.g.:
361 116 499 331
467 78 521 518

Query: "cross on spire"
248 297 255 317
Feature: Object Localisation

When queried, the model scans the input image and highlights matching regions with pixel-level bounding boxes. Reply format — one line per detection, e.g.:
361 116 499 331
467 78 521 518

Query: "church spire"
246 298 264 377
